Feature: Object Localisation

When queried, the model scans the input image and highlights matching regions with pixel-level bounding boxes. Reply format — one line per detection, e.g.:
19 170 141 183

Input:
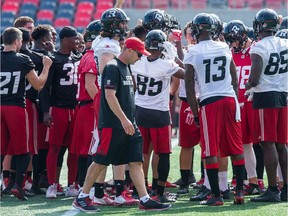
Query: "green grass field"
1 138 287 216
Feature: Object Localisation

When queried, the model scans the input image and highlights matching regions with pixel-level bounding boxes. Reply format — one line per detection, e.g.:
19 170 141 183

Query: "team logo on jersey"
106 79 111 85
123 75 133 86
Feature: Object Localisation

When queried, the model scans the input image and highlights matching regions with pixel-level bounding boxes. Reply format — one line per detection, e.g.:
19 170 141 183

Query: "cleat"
234 190 245 204
221 189 231 200
280 186 287 202
93 193 114 206
2 186 12 195
2 177 10 190
73 196 100 212
190 185 211 201
30 186 46 195
149 189 157 197
11 184 34 201
114 191 139 206
105 186 116 196
57 184 65 196
173 178 182 185
250 188 280 202
65 184 79 197
165 181 177 188
258 179 265 192
189 173 197 185
164 191 179 198
199 195 224 206
24 177 33 191
177 185 189 194
244 183 260 195
46 183 57 199
230 178 237 191
193 178 204 189
152 194 176 203
139 198 171 211
2 178 15 194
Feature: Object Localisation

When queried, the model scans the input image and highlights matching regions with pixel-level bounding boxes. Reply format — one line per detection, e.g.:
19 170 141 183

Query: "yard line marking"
62 208 80 216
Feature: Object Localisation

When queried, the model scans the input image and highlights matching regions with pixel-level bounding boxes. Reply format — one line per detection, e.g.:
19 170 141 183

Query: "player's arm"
175 57 184 68
105 89 135 135
245 53 263 90
115 0 124 8
99 52 115 74
39 60 54 128
170 76 180 100
85 72 98 99
230 59 239 98
173 68 185 79
26 56 52 91
185 64 199 119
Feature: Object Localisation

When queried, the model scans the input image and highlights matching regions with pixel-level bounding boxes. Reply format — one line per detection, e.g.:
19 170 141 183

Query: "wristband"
170 94 175 101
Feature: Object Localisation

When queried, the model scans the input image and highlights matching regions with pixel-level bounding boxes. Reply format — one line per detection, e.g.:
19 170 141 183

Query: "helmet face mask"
210 14 222 39
223 20 248 53
144 29 167 51
101 8 130 37
191 13 215 39
279 17 288 30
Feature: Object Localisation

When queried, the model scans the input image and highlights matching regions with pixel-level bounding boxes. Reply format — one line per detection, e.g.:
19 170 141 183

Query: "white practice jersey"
250 36 288 93
92 36 121 88
92 36 121 59
179 46 199 98
131 56 180 111
183 40 235 102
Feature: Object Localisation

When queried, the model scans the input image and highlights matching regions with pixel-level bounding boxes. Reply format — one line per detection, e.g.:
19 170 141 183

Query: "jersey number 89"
264 50 287 75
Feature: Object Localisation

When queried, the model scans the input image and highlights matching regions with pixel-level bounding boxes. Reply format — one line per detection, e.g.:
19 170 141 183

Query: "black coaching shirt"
1 50 35 107
98 58 135 129
39 51 79 113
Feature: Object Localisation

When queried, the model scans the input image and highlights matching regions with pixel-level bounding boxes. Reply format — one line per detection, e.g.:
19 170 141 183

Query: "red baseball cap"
125 37 151 56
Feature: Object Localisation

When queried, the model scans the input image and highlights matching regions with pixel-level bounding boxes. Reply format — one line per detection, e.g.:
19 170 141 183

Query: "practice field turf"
1 138 287 216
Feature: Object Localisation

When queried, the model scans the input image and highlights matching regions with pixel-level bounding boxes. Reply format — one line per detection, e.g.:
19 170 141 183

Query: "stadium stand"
0 0 287 34
54 17 72 28
39 1 57 11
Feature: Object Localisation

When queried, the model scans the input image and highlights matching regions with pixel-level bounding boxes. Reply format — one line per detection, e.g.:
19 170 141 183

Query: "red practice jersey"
233 47 251 103
77 50 99 101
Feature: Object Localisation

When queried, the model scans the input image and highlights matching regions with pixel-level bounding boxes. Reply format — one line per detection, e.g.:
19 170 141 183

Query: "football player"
246 8 288 202
185 13 245 206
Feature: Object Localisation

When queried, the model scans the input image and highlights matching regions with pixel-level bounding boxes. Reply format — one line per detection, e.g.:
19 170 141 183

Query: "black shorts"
94 126 143 166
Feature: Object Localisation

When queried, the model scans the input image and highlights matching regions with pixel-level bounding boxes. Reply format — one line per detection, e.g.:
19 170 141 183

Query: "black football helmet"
143 9 170 32
223 20 249 53
210 13 222 39
101 8 130 36
144 29 167 51
168 14 181 30
253 8 279 35
275 29 288 39
247 27 256 41
191 13 215 38
279 16 288 30
84 20 102 42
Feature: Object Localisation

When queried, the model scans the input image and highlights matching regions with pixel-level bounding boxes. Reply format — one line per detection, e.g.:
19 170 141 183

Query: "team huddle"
0 1 287 213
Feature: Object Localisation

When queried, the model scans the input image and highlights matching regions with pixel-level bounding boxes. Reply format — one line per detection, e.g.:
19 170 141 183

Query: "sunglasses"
133 50 143 58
